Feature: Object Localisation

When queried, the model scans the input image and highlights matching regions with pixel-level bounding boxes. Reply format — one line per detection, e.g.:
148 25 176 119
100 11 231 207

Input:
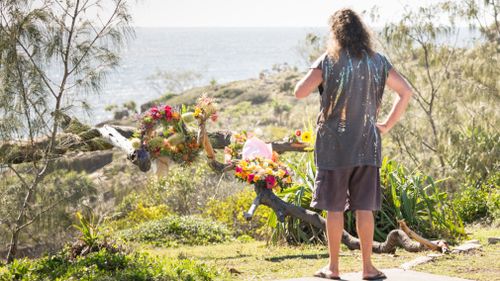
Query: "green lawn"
144 226 500 280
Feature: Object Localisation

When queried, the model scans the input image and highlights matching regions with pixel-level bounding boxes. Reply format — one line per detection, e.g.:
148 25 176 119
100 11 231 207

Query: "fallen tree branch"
252 184 442 253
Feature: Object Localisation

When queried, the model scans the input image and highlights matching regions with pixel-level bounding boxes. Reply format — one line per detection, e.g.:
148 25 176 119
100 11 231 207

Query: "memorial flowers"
284 129 314 144
135 104 201 165
234 157 293 190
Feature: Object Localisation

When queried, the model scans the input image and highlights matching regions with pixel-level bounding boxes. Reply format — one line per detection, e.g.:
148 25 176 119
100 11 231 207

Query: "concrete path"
277 268 472 281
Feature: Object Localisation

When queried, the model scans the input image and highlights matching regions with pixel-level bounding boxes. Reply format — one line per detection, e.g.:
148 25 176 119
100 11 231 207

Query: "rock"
47 150 114 174
451 240 482 254
400 253 444 270
488 237 500 244
113 109 129 120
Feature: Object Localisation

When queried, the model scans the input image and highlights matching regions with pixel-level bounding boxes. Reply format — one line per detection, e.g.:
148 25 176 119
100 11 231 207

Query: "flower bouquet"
234 157 293 190
223 131 248 163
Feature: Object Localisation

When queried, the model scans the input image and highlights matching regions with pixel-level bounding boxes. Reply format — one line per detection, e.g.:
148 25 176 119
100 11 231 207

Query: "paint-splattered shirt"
310 50 392 169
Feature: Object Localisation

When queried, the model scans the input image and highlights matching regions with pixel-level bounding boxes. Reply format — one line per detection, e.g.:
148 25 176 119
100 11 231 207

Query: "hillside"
138 69 319 140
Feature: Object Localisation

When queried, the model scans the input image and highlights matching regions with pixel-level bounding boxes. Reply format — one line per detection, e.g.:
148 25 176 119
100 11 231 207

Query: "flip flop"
362 271 387 280
313 266 341 280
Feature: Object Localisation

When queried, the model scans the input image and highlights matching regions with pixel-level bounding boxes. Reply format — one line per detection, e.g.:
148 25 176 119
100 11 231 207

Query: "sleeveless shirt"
310 50 392 169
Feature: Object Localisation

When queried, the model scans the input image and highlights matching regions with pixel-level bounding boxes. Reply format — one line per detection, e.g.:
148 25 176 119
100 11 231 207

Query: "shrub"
0 213 221 281
0 249 219 281
144 162 239 215
454 171 500 224
119 215 233 247
205 188 272 240
377 158 465 241
110 200 171 230
269 154 465 244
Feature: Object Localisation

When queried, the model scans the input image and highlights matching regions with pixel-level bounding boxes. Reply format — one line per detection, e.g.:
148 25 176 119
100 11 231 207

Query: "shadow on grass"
265 253 329 262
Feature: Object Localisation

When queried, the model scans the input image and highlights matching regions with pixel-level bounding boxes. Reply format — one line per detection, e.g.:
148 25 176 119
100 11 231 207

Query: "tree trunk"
6 229 20 263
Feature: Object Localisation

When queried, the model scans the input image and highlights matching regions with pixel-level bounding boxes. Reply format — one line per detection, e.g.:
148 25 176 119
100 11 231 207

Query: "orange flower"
172 112 180 120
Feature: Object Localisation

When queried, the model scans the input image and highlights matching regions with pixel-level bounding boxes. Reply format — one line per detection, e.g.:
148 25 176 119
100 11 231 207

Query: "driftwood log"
1 114 447 254
198 127 448 254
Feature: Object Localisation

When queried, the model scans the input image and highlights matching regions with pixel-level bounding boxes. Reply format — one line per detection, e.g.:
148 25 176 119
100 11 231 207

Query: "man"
294 8 413 280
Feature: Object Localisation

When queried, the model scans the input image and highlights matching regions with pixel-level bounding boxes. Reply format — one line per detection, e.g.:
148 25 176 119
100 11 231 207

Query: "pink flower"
210 113 218 122
150 107 161 120
235 166 243 173
247 173 255 183
265 175 276 189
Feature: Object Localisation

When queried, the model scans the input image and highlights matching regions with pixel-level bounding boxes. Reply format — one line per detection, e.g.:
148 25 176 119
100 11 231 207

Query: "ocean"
76 27 326 124
67 26 480 125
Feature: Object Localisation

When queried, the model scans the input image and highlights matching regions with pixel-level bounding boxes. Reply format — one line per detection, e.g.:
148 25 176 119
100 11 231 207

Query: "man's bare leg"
325 211 344 276
356 210 384 278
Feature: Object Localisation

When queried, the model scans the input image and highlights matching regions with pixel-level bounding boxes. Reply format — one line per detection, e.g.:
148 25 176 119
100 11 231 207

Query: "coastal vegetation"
0 0 498 280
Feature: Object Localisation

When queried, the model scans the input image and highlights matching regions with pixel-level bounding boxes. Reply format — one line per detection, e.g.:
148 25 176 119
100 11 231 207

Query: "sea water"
73 27 325 124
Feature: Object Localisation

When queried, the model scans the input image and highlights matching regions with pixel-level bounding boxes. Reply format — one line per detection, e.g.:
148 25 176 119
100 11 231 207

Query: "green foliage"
143 162 239 215
454 172 500 224
119 215 233 247
268 153 325 245
449 126 499 183
205 188 272 239
0 248 219 281
377 158 465 241
269 154 465 244
110 201 171 230
74 212 101 249
0 170 97 248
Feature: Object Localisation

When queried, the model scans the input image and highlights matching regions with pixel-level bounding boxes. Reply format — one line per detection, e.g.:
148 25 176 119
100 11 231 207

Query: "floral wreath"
130 94 217 165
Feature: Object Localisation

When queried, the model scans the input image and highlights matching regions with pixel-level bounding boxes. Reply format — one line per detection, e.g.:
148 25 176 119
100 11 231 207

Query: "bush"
0 248 219 281
144 162 240 215
269 154 466 244
376 158 465 241
119 215 233 247
454 172 500 224
109 200 171 230
205 188 272 240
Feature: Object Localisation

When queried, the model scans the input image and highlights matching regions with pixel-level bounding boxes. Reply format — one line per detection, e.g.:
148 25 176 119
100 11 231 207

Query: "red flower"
295 129 301 137
235 166 243 173
265 175 276 189
150 107 161 120
164 105 173 121
247 173 255 183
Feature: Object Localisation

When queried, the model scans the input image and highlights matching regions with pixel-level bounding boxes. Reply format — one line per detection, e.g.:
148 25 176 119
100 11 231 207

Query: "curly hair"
327 8 374 60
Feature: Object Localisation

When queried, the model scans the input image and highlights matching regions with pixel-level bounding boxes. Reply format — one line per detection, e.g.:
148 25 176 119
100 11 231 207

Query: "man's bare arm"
377 68 413 134
294 69 323 99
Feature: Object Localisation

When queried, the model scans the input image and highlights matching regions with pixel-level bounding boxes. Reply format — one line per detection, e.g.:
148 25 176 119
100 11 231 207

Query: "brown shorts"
310 165 381 212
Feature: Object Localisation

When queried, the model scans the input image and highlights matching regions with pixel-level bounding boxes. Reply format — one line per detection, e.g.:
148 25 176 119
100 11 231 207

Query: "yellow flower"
265 168 273 175
254 174 261 181
301 131 313 143
194 107 202 117
277 169 286 178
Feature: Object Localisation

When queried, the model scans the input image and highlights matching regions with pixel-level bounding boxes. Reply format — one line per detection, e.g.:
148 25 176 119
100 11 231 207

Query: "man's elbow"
294 84 307 99
402 89 413 100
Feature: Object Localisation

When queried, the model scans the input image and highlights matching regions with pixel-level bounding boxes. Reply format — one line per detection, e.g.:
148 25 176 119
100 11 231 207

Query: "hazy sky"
130 0 437 27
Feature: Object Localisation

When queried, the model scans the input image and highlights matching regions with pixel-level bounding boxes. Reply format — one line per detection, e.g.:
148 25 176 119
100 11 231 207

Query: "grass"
415 225 500 281
143 226 500 280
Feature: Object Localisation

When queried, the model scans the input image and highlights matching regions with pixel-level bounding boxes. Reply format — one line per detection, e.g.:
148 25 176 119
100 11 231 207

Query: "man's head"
328 8 374 60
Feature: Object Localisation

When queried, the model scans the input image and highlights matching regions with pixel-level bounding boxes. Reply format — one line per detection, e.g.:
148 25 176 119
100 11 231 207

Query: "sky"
129 0 437 27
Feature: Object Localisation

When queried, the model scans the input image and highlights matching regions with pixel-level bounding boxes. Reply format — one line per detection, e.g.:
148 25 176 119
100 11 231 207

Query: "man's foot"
362 266 386 280
313 265 340 280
